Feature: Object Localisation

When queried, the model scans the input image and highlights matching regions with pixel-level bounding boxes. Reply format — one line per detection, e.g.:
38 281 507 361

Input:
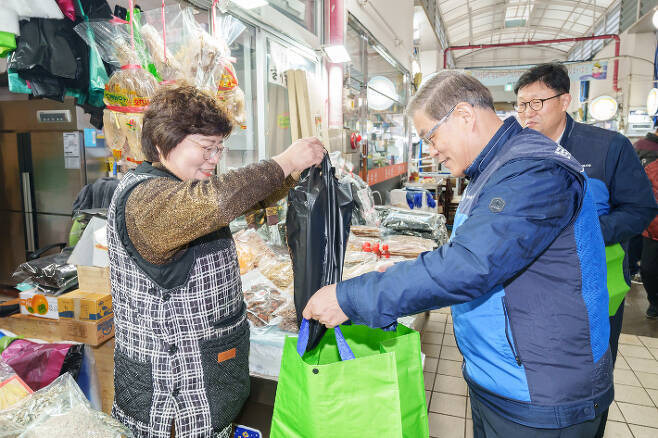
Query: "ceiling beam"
454 45 571 61
449 25 583 45
442 0 606 28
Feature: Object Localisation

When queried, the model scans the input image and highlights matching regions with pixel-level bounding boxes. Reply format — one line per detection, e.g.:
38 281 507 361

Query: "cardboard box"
77 265 110 294
58 289 113 321
18 290 59 320
59 314 115 346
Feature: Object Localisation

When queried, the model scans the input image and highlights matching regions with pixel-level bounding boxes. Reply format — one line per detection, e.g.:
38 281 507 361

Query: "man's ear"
455 102 476 128
561 93 572 112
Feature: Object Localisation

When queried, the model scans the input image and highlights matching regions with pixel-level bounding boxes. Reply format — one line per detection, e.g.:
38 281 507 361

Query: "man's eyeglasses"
514 93 565 113
421 104 457 146
187 137 224 161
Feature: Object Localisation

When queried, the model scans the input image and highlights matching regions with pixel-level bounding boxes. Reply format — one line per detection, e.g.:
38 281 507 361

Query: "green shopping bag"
606 243 629 316
271 319 429 438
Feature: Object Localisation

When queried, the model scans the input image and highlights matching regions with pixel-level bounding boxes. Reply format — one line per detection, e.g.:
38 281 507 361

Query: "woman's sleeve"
124 160 285 264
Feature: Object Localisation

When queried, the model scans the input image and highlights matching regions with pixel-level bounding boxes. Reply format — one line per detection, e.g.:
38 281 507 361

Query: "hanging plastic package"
171 5 247 128
209 10 247 129
140 4 187 84
73 0 108 107
287 155 353 351
75 8 158 165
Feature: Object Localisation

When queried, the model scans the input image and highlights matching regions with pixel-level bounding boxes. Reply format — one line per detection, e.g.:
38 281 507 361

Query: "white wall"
577 31 657 118
418 49 438 75
346 0 414 72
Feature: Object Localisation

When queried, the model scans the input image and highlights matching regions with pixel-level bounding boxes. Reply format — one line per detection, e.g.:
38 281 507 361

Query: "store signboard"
366 162 407 186
466 61 608 87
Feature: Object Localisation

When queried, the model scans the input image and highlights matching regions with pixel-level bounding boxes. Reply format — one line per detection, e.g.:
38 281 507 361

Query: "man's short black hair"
514 63 570 95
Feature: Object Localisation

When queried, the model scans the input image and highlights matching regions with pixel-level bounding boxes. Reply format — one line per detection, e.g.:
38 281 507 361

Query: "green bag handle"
297 319 355 361
606 243 629 316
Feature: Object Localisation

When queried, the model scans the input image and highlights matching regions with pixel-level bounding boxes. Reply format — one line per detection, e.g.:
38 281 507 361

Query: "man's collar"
464 117 522 180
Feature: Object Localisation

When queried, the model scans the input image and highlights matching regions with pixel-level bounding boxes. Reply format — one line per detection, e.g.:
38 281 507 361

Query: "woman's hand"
273 137 325 177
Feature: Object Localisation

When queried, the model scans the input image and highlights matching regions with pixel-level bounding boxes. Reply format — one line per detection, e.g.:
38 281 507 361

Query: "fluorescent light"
231 0 268 10
590 95 618 121
647 88 658 115
653 10 658 29
324 45 351 63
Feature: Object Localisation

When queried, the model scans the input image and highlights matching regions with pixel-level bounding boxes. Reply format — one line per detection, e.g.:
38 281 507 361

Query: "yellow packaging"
58 289 113 321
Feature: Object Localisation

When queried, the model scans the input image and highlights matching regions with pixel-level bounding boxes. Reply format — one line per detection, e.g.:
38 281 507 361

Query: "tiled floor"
421 308 658 438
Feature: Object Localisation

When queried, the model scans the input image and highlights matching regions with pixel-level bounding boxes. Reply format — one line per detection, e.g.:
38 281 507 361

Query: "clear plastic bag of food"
343 250 378 268
381 208 449 244
233 229 274 274
0 359 32 411
140 5 190 82
0 373 132 438
174 10 246 127
257 254 293 289
102 110 146 162
274 303 299 333
241 270 289 330
75 16 157 164
381 235 437 258
350 225 382 238
345 233 380 252
74 18 158 108
342 257 407 280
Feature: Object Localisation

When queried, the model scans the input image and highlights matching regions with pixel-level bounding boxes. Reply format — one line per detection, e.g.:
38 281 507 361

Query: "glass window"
264 37 319 158
267 0 318 35
365 43 408 169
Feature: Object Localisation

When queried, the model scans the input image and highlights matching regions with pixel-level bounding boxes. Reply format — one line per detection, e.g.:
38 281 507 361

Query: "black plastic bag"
287 155 353 351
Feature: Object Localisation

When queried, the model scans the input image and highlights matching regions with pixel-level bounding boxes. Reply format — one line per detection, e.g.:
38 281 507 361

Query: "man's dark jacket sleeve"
599 135 658 245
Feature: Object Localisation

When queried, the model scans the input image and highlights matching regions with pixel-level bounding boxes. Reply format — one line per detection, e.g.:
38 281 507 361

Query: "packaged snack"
75 14 158 164
350 225 382 238
0 360 32 411
240 270 289 330
381 235 437 258
346 233 380 253
0 373 131 438
233 229 274 274
258 254 293 289
275 304 299 333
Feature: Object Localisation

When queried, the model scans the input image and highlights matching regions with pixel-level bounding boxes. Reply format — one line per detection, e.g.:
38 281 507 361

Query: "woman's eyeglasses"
187 137 224 161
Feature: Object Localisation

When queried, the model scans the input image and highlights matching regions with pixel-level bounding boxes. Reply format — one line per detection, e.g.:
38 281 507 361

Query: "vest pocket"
113 350 154 424
201 320 251 431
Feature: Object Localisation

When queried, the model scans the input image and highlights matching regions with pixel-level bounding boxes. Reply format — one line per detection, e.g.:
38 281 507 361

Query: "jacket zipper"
501 297 523 366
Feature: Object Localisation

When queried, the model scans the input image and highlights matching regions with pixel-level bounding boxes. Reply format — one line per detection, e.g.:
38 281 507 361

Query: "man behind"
304 71 613 437
514 64 657 349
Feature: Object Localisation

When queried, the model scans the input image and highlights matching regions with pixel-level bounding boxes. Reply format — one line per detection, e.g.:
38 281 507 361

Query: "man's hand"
302 284 349 328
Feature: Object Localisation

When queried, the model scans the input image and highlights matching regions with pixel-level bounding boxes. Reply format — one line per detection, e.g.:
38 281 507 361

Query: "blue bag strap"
296 318 355 361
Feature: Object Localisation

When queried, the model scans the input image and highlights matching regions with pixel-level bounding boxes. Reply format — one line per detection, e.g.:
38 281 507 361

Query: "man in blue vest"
304 71 613 437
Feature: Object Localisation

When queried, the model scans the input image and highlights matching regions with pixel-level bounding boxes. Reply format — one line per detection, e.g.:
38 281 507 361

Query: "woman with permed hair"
106 83 325 437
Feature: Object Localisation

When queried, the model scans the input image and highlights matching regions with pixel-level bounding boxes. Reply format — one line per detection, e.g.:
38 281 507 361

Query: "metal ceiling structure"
436 0 621 67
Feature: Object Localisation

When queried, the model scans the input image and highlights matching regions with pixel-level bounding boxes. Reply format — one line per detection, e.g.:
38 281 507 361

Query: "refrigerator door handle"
21 172 36 252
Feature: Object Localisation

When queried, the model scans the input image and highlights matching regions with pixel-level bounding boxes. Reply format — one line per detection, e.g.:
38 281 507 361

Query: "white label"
65 157 80 169
63 132 80 157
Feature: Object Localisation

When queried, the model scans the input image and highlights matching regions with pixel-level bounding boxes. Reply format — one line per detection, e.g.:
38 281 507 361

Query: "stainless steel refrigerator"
0 98 108 285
